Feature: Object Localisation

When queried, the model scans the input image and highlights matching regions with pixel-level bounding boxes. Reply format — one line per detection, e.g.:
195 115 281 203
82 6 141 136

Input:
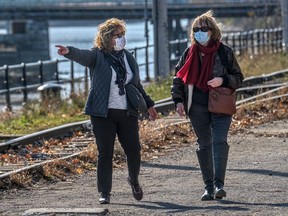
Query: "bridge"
0 0 281 20
0 0 283 67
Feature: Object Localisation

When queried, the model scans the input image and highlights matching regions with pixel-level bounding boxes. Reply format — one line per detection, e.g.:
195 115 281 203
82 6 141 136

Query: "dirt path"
0 119 287 216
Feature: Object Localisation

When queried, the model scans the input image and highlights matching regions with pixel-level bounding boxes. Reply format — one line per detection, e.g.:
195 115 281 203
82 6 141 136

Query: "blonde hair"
94 18 126 53
190 10 222 44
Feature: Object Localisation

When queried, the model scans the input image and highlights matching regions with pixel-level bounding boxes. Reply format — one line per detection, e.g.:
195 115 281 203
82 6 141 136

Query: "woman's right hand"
55 45 69 56
176 103 186 116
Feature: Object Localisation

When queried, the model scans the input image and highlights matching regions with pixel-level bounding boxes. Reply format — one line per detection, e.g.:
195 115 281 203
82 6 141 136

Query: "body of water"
49 20 155 80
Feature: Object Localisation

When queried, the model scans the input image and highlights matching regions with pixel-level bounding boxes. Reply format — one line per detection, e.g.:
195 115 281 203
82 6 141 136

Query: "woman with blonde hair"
171 11 244 200
56 18 158 204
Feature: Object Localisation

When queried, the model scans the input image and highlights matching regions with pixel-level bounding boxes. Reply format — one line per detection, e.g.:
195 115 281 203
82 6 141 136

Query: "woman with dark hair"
171 11 244 201
56 18 158 204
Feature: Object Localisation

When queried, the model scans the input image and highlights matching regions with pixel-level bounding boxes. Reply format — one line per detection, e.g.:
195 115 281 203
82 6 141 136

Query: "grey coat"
65 46 154 117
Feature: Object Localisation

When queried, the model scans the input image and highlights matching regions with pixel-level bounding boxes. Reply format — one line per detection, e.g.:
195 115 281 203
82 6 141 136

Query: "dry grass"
238 52 288 77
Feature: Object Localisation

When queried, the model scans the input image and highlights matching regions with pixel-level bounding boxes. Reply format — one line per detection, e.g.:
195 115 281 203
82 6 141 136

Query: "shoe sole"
201 196 214 201
215 190 226 199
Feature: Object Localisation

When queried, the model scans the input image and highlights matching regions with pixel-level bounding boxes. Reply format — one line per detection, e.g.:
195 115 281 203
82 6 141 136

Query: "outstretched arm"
55 45 96 68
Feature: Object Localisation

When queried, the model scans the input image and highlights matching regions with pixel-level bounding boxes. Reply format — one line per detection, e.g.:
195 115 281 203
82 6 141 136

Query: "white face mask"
114 36 126 51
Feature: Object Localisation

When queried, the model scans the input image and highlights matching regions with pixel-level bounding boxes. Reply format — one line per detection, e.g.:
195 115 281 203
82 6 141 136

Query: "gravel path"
0 119 287 216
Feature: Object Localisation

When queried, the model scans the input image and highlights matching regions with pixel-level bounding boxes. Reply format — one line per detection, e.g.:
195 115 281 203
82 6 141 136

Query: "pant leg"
189 104 214 188
211 113 232 147
211 113 232 186
90 113 117 193
116 111 141 185
189 103 212 150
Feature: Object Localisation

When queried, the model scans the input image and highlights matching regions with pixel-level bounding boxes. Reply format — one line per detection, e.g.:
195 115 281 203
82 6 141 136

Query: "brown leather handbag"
208 87 236 115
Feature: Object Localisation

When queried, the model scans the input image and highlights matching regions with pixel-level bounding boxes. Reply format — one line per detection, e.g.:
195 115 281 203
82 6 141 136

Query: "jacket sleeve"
64 46 97 68
171 47 189 105
222 45 244 89
171 76 185 105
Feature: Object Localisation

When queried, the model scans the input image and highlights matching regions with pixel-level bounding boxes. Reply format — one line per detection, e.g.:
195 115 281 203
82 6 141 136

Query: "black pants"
90 109 141 194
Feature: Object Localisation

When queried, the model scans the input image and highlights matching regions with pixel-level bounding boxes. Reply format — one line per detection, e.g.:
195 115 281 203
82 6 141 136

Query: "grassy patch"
0 93 88 135
238 52 288 77
0 52 287 135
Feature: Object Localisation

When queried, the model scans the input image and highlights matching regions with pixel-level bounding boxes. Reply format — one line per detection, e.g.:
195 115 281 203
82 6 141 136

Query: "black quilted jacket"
65 47 154 117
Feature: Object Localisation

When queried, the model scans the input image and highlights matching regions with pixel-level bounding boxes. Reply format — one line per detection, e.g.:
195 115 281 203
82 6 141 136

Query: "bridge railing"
222 27 283 56
0 27 284 111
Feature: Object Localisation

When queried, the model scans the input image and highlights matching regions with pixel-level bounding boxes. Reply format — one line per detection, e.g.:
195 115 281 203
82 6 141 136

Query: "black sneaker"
127 177 143 201
99 193 110 204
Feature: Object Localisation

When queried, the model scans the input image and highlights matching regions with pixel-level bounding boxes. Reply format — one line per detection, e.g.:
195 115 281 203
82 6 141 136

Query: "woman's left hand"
148 107 158 121
207 77 223 88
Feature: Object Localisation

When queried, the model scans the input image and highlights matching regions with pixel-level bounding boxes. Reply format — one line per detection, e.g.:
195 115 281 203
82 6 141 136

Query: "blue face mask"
194 31 210 45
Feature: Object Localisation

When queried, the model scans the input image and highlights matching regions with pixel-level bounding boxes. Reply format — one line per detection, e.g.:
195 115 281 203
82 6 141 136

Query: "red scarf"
177 40 221 92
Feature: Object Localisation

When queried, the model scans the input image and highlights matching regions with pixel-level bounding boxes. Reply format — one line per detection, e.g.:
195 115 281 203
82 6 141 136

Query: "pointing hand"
55 45 69 56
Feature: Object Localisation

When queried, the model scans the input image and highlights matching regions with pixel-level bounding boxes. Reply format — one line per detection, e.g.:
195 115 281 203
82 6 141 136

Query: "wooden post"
152 0 169 80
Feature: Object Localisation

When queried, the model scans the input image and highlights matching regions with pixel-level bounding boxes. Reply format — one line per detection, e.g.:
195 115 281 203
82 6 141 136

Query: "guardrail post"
55 59 59 83
4 65 12 111
38 60 44 85
145 45 150 81
70 60 75 94
277 27 283 52
84 67 89 97
276 28 280 52
257 29 261 54
133 48 138 61
238 32 242 56
21 62 28 103
249 30 254 55
244 31 248 53
267 29 272 53
231 33 236 54
261 29 266 54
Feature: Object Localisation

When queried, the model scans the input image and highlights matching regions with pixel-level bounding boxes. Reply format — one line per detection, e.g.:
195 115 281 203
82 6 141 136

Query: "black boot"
202 186 214 201
213 144 229 199
196 149 214 201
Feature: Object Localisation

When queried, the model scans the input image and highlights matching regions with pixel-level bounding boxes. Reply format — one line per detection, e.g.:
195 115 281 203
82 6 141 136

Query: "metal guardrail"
0 27 285 111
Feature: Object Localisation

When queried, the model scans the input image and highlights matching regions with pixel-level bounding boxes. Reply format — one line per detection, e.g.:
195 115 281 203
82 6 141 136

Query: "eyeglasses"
193 26 210 32
113 33 124 38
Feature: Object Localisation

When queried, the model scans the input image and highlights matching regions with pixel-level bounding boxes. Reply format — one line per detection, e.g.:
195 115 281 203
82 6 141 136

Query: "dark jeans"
90 109 141 194
189 103 232 150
